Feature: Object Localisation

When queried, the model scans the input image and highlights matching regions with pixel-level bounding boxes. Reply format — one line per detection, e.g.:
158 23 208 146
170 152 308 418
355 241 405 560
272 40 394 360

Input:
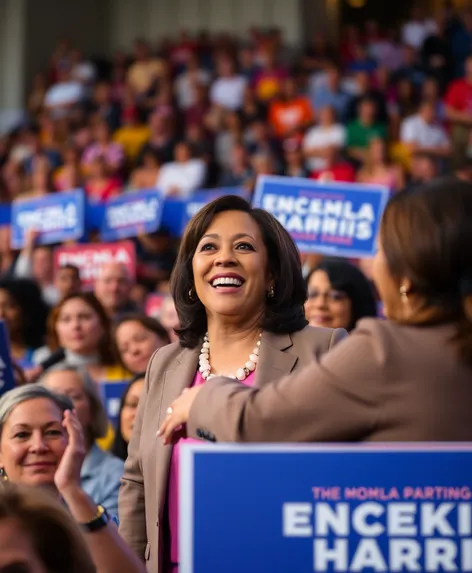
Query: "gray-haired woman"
0 384 145 573
40 366 124 517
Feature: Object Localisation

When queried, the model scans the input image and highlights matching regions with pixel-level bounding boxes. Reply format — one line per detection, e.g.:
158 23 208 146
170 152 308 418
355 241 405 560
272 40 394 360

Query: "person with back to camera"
160 176 472 445
119 195 348 573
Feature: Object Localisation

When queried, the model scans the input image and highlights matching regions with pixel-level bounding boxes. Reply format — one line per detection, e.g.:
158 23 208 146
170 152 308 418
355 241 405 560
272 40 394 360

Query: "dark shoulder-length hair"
111 373 146 461
306 258 378 331
170 195 308 348
47 292 117 366
0 277 49 349
380 176 472 366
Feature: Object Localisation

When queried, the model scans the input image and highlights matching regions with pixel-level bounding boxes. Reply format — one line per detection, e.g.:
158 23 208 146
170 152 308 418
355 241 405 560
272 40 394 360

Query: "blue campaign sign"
99 381 129 427
100 189 163 242
10 189 85 249
253 175 390 258
180 444 472 573
0 320 15 396
180 187 249 234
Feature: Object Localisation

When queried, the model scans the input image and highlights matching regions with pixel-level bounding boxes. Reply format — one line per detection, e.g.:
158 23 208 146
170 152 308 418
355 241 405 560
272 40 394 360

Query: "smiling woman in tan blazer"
160 177 472 446
118 195 347 573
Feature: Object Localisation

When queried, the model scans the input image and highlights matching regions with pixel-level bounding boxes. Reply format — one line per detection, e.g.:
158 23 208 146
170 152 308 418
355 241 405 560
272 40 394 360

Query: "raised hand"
54 409 87 494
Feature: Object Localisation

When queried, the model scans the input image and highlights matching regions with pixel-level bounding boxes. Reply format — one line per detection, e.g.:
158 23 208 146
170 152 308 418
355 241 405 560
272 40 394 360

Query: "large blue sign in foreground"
253 175 390 258
180 444 472 573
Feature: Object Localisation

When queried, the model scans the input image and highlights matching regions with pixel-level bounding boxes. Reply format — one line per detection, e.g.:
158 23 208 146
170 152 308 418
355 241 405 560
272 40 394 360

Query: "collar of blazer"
161 331 297 407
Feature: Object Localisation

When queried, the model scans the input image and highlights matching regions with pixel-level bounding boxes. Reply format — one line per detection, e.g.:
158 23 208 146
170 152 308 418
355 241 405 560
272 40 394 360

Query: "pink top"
167 370 255 572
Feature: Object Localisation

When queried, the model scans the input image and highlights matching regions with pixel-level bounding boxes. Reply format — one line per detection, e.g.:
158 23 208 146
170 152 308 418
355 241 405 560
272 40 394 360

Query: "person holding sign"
159 177 472 444
119 195 347 573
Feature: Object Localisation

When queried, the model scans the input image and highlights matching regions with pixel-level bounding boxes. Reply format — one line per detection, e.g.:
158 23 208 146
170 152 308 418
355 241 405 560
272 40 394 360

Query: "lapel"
153 345 199 519
254 331 298 388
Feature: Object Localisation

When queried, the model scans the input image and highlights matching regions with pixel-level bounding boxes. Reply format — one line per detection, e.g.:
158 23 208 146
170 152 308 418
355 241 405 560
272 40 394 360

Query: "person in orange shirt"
268 77 315 139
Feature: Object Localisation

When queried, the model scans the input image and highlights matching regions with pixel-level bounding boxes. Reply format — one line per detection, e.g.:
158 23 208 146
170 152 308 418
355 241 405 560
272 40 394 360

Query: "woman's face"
369 138 385 163
120 378 145 444
305 270 352 330
116 321 166 374
0 398 67 487
42 370 92 438
0 289 22 336
0 518 47 573
159 299 180 342
192 210 271 324
55 298 105 355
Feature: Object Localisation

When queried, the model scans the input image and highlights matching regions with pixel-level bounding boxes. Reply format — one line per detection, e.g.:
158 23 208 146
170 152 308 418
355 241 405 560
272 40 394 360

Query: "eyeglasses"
307 289 348 303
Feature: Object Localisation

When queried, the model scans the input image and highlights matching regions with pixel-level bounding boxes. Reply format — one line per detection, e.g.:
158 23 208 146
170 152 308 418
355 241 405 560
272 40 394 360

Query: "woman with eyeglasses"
304 259 378 332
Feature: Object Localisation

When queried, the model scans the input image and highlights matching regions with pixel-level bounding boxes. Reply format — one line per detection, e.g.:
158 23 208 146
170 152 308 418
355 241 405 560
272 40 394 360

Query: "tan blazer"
118 325 346 572
187 319 472 444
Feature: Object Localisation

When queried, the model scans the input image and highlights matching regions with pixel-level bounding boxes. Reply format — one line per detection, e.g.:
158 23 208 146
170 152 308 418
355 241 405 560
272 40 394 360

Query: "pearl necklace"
199 332 262 381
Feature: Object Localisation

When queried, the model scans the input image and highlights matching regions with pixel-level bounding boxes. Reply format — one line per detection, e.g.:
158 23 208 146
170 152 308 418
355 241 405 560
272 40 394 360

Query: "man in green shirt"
346 97 387 165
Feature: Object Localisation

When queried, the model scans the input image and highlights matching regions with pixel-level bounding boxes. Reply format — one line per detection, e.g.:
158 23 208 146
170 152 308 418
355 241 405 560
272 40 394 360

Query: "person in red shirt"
310 148 356 182
444 54 472 167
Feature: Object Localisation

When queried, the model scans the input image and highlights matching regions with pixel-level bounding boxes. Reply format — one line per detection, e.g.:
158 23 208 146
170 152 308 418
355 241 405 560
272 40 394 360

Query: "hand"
157 386 203 445
23 365 43 383
54 410 86 494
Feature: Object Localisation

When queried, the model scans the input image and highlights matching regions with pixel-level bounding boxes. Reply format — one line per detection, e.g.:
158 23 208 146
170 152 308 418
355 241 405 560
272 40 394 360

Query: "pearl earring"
399 285 408 303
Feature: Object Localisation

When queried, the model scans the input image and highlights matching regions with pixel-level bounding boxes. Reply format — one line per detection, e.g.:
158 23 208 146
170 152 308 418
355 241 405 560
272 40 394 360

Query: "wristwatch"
80 505 110 532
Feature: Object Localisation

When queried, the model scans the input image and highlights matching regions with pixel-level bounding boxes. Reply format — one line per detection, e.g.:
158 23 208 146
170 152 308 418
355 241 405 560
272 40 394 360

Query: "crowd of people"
1 3 472 573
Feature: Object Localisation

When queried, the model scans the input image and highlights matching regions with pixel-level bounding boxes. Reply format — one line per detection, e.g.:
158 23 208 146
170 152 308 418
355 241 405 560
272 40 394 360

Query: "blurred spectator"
44 65 86 115
251 47 288 102
94 263 137 319
175 53 211 110
310 64 351 122
111 374 145 461
113 89 151 163
0 277 48 368
84 156 121 202
218 143 254 188
393 45 426 88
53 263 81 297
400 100 451 159
127 38 165 98
129 148 161 189
303 105 346 173
89 81 121 132
346 97 387 165
357 137 405 191
302 31 336 74
210 55 247 111
311 147 356 182
54 144 83 191
401 5 437 49
283 138 309 178
13 231 58 305
346 71 389 123
268 77 314 139
404 151 439 191
158 295 180 343
81 119 125 176
347 44 378 75
444 53 472 167
155 141 206 197
450 9 472 77
137 110 176 165
421 14 453 89
41 366 124 516
305 259 377 331
114 314 170 374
